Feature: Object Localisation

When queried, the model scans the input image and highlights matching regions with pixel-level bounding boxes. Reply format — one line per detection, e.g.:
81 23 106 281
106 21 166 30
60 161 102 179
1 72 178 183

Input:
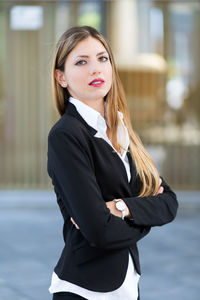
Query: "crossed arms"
48 129 178 250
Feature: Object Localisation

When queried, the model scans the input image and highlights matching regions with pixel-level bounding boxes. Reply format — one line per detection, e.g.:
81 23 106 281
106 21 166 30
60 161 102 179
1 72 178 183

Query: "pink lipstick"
89 78 105 87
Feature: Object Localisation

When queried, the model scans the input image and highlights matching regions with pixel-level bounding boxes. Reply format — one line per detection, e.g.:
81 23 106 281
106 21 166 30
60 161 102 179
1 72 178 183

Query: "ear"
55 69 68 88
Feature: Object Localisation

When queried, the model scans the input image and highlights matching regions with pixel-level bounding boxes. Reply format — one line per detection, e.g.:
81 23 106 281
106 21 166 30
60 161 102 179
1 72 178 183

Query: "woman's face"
59 36 112 104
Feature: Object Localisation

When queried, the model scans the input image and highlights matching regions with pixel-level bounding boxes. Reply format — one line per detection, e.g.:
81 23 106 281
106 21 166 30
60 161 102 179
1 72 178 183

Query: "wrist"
114 199 131 219
125 206 131 218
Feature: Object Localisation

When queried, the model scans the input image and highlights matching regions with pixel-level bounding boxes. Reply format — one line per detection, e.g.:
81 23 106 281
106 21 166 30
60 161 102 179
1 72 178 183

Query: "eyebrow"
75 51 108 59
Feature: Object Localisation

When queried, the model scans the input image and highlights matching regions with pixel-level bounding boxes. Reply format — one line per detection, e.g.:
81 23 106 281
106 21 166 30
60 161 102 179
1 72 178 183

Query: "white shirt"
49 97 140 299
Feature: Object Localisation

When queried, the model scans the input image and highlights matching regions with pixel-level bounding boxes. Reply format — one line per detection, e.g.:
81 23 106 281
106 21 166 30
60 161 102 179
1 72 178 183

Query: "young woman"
47 26 178 300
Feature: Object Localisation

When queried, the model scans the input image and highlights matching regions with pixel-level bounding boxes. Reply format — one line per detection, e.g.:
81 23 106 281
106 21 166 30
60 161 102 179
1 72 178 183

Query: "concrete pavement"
0 191 199 300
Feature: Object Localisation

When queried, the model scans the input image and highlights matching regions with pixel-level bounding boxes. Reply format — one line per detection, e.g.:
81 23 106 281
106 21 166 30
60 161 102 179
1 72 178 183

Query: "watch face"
116 201 126 211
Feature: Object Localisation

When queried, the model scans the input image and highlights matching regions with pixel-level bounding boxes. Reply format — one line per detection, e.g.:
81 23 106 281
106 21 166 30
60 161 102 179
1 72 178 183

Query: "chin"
91 91 109 100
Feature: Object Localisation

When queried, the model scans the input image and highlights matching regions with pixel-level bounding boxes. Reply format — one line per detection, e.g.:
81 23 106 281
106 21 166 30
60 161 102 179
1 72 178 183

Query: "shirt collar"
69 96 104 132
69 97 129 158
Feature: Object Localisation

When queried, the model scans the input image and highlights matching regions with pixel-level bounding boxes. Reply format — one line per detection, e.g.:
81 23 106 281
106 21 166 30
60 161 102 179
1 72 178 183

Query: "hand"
71 217 80 230
154 178 164 195
106 199 131 219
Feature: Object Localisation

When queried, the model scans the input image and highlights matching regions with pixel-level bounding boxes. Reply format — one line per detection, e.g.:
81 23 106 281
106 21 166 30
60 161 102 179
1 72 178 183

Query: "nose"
89 60 101 75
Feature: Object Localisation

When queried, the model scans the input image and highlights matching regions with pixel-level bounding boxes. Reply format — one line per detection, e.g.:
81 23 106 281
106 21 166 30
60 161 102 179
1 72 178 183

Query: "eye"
99 56 109 62
75 60 87 66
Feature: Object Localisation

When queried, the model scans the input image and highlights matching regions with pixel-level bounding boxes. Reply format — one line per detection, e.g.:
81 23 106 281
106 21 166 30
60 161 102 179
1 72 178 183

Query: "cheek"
106 64 112 79
66 69 86 86
107 67 113 85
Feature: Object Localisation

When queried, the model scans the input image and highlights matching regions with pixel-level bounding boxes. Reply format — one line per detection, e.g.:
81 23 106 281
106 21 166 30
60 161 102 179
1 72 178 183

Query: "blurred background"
0 0 199 299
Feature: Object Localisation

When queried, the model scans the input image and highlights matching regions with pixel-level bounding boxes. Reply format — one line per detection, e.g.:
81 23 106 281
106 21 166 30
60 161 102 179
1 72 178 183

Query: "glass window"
10 6 43 30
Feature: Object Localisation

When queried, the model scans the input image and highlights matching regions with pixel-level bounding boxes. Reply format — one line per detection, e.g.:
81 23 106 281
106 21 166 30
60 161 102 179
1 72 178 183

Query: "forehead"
69 37 107 58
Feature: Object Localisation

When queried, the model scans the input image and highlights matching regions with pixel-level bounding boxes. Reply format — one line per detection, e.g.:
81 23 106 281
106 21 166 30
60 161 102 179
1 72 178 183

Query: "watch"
114 199 126 220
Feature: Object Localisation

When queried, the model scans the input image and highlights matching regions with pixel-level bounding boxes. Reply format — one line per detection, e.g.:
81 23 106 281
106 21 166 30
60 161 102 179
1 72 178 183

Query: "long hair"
52 26 160 197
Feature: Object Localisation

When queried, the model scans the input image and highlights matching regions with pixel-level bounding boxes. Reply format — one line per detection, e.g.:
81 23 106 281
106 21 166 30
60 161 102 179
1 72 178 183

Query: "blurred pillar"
55 2 70 40
138 0 152 53
192 8 200 86
162 3 170 61
107 0 139 66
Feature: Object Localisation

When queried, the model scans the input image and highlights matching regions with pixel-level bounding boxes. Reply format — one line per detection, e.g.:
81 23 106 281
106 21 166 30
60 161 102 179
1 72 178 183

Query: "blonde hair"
52 26 160 197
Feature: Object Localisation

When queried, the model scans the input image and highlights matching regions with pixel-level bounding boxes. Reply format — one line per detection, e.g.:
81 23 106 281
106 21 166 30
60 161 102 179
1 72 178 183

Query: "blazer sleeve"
123 178 178 227
47 128 150 250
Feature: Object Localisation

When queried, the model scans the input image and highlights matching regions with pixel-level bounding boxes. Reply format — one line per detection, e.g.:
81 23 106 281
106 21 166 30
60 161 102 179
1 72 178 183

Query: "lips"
89 78 105 86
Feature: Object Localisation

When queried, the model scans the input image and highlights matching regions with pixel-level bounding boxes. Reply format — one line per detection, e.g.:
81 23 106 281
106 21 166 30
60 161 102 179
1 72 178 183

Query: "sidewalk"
0 190 200 300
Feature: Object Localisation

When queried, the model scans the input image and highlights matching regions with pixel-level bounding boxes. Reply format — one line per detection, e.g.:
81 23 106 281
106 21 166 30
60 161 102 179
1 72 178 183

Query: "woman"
47 26 178 300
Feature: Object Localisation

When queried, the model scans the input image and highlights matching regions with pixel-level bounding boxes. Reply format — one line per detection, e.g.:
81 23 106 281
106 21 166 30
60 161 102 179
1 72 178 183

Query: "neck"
79 98 105 118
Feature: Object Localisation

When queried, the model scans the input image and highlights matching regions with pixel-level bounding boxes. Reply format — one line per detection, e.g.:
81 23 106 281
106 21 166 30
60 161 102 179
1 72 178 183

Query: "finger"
71 217 75 224
157 186 164 194
71 217 80 229
154 186 163 196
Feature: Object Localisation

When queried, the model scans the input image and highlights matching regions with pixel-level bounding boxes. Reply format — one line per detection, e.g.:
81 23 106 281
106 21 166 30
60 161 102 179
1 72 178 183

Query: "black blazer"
47 101 178 292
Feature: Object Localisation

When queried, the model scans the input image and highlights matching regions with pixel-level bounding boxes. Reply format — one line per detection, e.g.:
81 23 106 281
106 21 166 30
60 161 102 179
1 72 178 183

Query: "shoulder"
48 114 84 139
48 114 91 150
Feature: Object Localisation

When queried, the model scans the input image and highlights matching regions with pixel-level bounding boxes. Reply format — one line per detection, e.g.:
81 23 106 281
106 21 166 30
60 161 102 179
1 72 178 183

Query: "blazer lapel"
127 151 137 186
65 101 97 136
65 101 137 188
